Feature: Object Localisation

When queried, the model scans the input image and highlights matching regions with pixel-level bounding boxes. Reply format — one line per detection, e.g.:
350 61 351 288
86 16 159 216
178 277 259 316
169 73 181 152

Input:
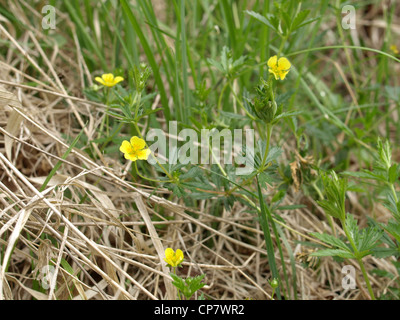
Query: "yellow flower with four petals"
119 136 151 162
267 55 291 80
95 73 124 87
164 248 184 267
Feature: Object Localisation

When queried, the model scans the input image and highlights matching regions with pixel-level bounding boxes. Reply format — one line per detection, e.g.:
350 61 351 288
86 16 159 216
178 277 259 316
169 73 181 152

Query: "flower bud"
270 278 279 289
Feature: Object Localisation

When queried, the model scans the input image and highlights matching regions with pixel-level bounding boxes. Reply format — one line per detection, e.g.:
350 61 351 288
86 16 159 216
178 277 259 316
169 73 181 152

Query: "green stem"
134 161 172 183
271 287 276 300
217 81 229 113
260 123 272 170
98 87 111 138
208 139 228 177
357 257 376 300
389 183 398 203
134 90 142 119
228 81 256 121
312 181 336 237
342 221 375 300
173 266 182 300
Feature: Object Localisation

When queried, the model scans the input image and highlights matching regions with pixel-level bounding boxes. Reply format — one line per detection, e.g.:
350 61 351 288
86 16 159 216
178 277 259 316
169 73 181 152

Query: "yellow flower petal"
164 248 184 267
114 76 124 84
102 73 114 82
268 68 279 80
267 55 278 68
136 148 151 160
95 73 124 87
267 56 291 81
175 249 184 265
124 153 138 161
95 77 105 85
119 140 133 154
165 248 174 259
278 57 291 71
130 136 146 150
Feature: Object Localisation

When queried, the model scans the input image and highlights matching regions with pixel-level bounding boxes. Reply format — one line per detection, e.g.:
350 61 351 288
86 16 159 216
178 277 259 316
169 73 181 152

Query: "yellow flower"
164 248 184 267
95 73 124 87
119 136 151 162
390 44 399 55
267 55 291 80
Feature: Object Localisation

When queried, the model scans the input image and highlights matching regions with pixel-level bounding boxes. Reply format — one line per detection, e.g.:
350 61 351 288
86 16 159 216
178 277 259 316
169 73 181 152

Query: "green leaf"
372 247 400 259
280 10 291 35
317 199 342 220
341 170 387 183
265 146 283 164
291 10 310 30
377 138 392 170
344 214 383 257
170 273 206 299
272 111 301 125
357 226 383 257
293 17 320 30
389 164 398 184
383 192 400 221
345 213 359 245
244 10 277 32
310 249 355 259
206 58 224 73
317 171 347 221
180 166 202 180
256 176 281 299
310 232 351 252
60 259 75 275
384 220 400 244
170 273 186 292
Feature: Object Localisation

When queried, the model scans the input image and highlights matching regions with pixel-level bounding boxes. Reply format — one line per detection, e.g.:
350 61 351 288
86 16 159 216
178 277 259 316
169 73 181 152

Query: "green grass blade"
256 175 281 299
120 0 171 122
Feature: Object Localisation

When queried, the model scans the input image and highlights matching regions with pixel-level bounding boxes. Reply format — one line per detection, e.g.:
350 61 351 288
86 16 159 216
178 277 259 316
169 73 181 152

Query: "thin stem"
173 266 182 300
228 81 256 121
134 161 172 183
271 287 276 300
389 183 398 203
208 139 228 177
134 90 142 119
312 181 336 237
260 123 272 170
98 87 111 138
342 221 375 300
358 257 376 300
217 81 230 112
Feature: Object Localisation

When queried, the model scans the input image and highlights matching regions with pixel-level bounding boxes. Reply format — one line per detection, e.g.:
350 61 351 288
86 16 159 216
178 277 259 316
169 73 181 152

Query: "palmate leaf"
372 247 400 259
383 220 400 244
383 191 400 221
345 213 359 244
317 171 347 221
357 227 383 258
345 214 383 258
310 232 351 252
291 10 310 30
206 58 224 73
170 273 206 299
316 199 342 220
